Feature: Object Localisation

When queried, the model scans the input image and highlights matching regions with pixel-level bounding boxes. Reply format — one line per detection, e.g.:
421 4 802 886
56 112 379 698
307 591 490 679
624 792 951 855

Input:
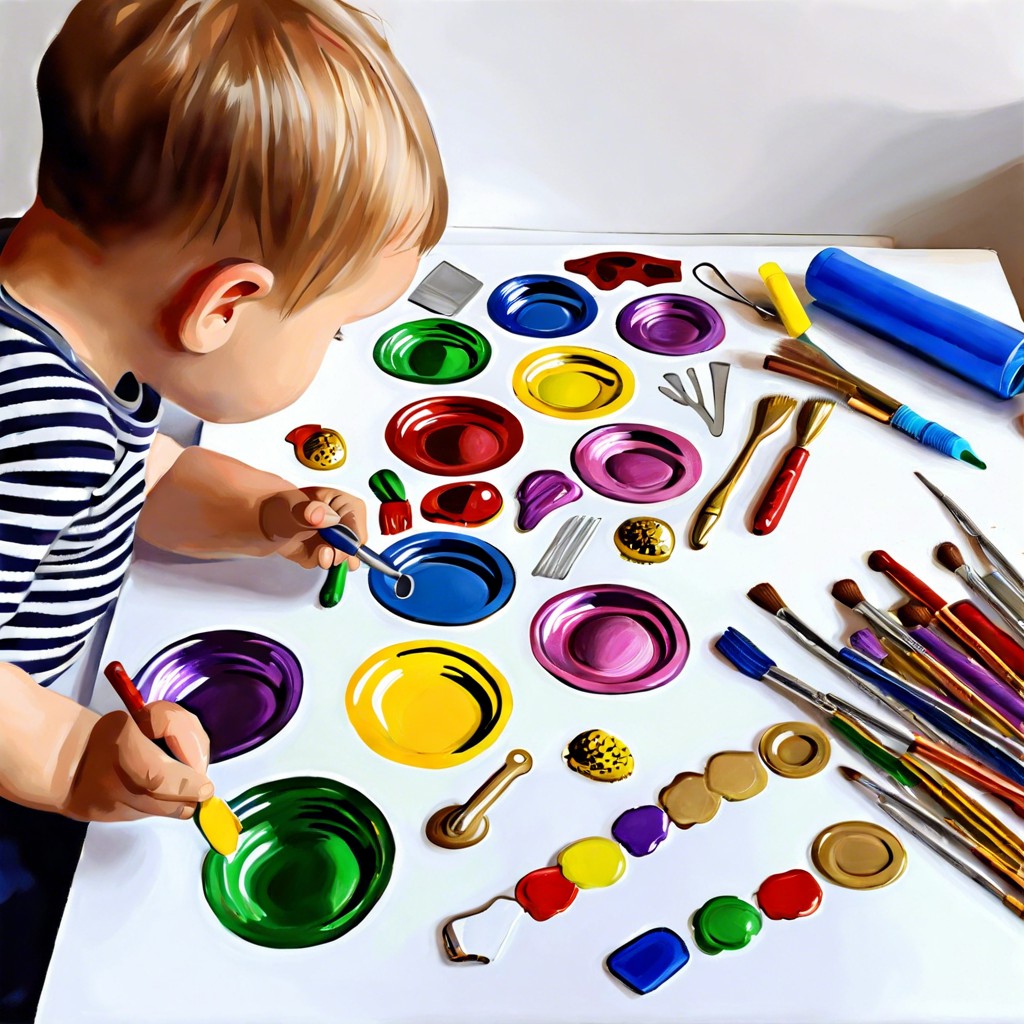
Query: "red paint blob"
756 868 822 921
421 481 503 527
514 866 578 922
563 252 683 292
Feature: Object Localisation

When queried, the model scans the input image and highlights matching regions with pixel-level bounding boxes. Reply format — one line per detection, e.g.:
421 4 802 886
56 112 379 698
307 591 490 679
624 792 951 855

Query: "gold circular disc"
758 722 831 779
613 517 675 564
811 820 907 890
705 750 768 801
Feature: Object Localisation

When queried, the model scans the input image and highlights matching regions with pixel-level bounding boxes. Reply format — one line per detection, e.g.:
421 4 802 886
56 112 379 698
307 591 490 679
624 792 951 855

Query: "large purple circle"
134 630 303 762
571 422 702 502
616 294 725 355
530 584 688 694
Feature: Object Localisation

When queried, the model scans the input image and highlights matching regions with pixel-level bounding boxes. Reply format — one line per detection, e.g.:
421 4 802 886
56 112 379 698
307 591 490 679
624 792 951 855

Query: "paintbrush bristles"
776 336 846 375
838 765 862 782
795 398 836 447
756 394 798 434
832 578 866 609
936 541 966 572
747 583 786 615
898 601 934 628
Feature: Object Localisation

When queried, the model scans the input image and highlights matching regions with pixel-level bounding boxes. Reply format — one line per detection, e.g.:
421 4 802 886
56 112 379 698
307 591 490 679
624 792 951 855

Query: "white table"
39 241 1024 1023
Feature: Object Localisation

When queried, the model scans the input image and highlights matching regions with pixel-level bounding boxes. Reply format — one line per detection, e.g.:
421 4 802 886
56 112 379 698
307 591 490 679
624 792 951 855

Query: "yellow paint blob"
347 641 511 768
512 347 634 419
195 797 242 856
537 371 603 410
557 837 627 889
705 751 769 801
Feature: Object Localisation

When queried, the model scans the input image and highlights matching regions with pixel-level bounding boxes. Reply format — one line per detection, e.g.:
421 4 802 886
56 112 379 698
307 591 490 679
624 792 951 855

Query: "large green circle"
373 319 491 384
202 776 395 949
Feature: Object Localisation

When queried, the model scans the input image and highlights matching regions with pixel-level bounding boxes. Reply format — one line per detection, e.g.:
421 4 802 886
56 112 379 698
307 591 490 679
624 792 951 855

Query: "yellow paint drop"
705 751 768 801
557 837 626 889
196 797 242 856
537 371 603 410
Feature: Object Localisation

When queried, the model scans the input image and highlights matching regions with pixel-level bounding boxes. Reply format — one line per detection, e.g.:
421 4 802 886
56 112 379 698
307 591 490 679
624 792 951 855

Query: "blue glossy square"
606 927 690 995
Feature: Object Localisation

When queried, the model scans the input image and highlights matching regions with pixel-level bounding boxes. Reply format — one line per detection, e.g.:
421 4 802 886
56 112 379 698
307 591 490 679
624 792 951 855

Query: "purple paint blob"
135 630 303 762
530 584 688 694
616 294 725 356
515 470 582 531
612 805 670 857
571 423 701 503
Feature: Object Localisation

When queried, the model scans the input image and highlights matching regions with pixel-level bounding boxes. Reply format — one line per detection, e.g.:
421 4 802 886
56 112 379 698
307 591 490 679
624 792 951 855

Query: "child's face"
168 245 421 423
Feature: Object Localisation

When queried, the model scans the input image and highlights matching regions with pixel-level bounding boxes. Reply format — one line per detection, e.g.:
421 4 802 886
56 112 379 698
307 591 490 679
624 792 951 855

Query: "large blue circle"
367 531 516 626
487 275 598 338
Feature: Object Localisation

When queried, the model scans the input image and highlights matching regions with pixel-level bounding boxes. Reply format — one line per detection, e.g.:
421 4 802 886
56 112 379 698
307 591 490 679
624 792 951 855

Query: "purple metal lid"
530 584 688 694
135 629 303 762
570 422 702 502
616 294 725 355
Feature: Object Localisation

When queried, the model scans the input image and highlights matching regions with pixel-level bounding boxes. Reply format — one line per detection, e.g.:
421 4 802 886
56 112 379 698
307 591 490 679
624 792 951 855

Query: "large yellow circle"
512 347 635 419
346 641 512 768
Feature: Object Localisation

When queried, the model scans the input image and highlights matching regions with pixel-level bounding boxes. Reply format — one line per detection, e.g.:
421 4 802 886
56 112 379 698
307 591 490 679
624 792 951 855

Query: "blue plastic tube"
805 247 1024 399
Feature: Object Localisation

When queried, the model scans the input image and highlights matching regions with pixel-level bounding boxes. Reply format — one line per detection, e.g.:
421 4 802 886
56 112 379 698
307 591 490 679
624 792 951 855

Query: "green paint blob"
202 776 394 949
692 896 762 955
319 561 348 608
373 319 491 384
369 469 407 503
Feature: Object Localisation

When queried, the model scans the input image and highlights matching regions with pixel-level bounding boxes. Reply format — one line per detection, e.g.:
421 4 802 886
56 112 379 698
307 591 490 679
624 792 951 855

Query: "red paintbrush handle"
913 735 1024 818
869 550 946 610
945 602 1024 681
752 447 808 536
104 660 146 720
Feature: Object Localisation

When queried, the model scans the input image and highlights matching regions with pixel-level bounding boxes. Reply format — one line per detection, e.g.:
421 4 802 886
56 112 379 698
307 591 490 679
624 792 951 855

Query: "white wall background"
2 0 1022 306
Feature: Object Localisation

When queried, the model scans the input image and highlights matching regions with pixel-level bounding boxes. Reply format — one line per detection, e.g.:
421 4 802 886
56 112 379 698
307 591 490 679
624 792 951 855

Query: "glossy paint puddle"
487 274 598 338
373 318 491 384
515 470 582 531
135 630 302 762
606 927 690 994
515 866 578 921
420 481 502 527
512 346 635 419
705 751 768 801
557 837 627 889
202 777 394 949
659 771 721 828
756 868 823 920
347 640 511 768
811 821 907 890
611 805 670 857
616 293 725 356
692 896 762 955
758 722 831 779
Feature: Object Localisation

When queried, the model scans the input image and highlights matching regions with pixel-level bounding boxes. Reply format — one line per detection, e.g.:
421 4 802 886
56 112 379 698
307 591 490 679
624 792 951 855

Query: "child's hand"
64 702 212 822
258 486 368 570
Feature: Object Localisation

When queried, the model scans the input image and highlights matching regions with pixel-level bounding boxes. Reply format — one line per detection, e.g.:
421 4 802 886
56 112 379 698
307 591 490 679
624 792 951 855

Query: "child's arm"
0 661 212 820
137 435 366 569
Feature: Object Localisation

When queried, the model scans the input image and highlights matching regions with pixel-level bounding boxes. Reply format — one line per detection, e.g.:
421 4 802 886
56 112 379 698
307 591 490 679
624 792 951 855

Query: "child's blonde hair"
37 0 447 309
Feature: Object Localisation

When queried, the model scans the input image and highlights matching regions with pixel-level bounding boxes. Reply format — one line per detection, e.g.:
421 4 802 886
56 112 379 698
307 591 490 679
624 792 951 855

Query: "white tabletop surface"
39 241 1024 1023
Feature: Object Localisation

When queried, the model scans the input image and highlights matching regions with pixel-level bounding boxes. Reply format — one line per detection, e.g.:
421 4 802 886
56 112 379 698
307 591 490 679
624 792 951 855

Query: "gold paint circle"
705 750 768 801
613 517 675 564
511 347 635 420
811 820 907 890
658 771 721 827
758 721 831 779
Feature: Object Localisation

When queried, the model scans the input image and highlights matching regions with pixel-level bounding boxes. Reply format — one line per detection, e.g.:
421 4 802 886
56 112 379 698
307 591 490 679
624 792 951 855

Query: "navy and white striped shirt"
0 286 161 684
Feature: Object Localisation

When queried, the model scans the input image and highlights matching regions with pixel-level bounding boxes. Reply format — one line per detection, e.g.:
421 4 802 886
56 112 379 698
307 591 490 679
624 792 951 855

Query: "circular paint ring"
571 422 702 502
384 396 524 477
347 640 511 768
368 531 515 626
511 346 635 419
135 629 302 763
202 776 394 949
615 293 725 356
373 319 491 384
530 584 688 694
811 820 907 890
487 274 598 338
758 722 831 779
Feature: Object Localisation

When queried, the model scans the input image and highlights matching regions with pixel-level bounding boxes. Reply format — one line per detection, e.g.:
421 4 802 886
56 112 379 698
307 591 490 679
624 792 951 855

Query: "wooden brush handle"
914 736 1024 818
751 447 808 536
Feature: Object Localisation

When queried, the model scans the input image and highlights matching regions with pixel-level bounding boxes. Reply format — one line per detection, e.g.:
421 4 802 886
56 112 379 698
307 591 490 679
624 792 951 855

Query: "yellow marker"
195 797 242 856
758 262 812 338
557 836 626 889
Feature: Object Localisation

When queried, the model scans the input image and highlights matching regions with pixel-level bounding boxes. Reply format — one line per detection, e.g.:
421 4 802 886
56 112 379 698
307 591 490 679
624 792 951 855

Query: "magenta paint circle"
570 422 702 502
134 630 303 762
615 293 725 355
530 584 688 694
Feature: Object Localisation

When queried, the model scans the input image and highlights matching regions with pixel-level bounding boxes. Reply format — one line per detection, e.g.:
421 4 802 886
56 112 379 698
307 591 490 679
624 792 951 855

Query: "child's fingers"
137 701 211 773
113 713 214 805
296 498 341 530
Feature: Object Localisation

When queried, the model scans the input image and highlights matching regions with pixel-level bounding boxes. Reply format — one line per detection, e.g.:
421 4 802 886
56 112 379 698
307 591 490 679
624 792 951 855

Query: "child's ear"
176 262 275 354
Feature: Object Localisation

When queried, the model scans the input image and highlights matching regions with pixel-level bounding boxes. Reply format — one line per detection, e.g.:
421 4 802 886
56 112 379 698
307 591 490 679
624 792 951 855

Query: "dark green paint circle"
692 895 762 955
202 776 395 949
373 319 491 384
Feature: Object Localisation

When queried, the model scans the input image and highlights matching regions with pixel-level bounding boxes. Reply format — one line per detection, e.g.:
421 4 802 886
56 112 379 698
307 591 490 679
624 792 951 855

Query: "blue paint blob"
606 927 689 994
487 275 598 338
368 531 515 626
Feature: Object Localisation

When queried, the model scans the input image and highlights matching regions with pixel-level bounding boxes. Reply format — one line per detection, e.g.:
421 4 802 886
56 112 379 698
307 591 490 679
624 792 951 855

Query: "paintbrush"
715 628 1024 859
758 264 983 467
937 542 1024 646
915 472 1024 613
751 398 834 535
897 602 1024 728
832 578 1024 742
369 469 412 535
746 583 1024 769
841 765 1024 898
690 393 797 549
319 524 414 599
868 549 1024 692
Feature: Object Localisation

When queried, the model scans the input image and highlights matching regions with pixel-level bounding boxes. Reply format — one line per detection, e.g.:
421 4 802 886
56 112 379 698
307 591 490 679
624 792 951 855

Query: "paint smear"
811 821 907 890
659 771 721 828
135 630 302 762
514 866 578 922
202 776 394 949
515 470 582 531
558 837 627 889
705 751 768 801
755 869 823 920
692 896 762 955
347 641 511 768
